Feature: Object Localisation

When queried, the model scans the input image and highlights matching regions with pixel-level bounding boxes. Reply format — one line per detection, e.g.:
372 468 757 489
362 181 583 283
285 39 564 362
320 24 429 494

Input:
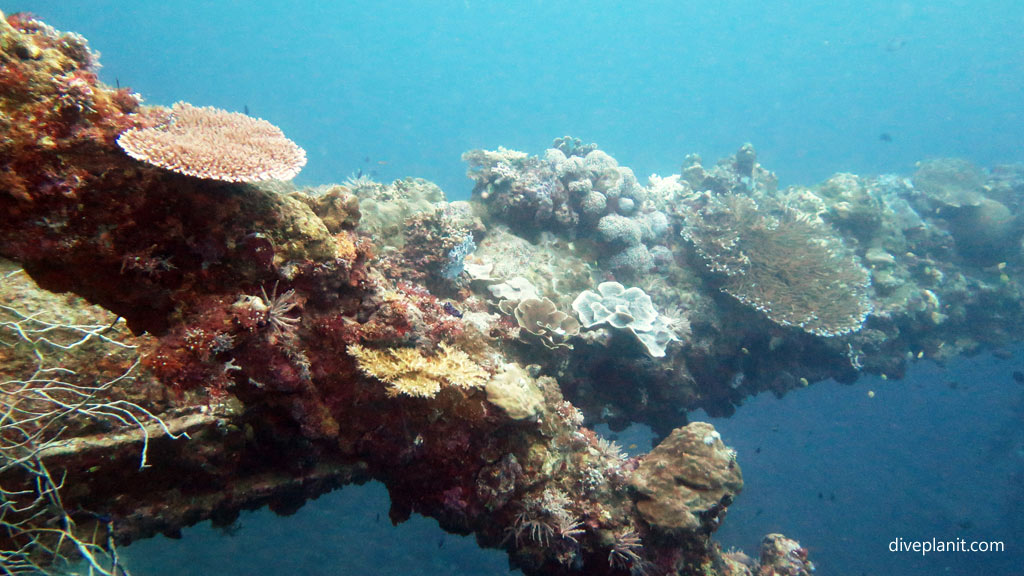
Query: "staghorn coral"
347 342 488 398
682 192 872 337
117 102 306 182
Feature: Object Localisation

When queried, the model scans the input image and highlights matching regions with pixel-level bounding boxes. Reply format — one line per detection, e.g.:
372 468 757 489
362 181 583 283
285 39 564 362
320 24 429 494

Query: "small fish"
244 104 250 116
885 37 907 52
438 536 445 548
879 132 893 143
818 492 824 500
755 446 762 454
1012 371 1024 384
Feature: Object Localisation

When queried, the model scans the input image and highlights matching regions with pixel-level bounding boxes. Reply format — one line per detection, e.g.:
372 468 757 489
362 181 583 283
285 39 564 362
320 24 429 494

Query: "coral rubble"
2 10 1024 576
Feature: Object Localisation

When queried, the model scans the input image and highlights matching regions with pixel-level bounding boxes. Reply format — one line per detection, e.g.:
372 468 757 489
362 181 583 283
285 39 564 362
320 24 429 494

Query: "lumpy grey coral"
607 244 654 277
597 214 643 246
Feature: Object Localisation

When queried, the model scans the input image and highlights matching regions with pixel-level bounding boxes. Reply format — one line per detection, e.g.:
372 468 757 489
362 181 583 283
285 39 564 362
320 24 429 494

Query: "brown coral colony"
117 102 307 182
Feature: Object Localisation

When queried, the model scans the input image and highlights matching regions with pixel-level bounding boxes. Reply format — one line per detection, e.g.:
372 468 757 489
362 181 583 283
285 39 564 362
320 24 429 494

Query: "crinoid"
259 282 301 339
554 514 585 544
608 530 648 574
506 488 583 549
343 171 376 190
511 507 557 547
595 436 626 461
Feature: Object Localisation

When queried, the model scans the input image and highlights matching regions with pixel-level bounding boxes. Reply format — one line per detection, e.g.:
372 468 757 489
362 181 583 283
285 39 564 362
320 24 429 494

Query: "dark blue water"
15 2 1024 574
705 349 1024 576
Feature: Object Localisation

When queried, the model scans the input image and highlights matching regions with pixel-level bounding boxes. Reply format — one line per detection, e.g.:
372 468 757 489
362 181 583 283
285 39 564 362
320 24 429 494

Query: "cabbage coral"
513 297 580 349
682 193 872 337
572 282 679 357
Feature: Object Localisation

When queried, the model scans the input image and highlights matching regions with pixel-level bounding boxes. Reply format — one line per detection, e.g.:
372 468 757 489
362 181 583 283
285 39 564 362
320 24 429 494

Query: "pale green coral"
471 226 594 311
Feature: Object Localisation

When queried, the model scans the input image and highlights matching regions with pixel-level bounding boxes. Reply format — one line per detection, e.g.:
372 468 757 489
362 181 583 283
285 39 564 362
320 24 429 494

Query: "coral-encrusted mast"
0 12 813 576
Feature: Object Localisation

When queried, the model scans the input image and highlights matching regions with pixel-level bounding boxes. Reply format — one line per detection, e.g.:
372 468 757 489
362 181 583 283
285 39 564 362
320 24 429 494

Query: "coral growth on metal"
2 9 1022 576
117 102 307 182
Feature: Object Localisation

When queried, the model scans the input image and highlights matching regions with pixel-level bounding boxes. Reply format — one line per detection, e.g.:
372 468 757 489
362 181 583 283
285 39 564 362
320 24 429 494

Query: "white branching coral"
117 102 306 182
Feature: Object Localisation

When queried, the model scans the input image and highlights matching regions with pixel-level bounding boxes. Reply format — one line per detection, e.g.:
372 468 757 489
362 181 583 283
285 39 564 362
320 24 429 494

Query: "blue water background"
17 1 1024 196
13 1 1024 574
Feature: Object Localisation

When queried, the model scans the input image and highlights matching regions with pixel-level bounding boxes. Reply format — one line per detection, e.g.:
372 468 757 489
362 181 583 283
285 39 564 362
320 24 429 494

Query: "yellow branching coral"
348 342 488 398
